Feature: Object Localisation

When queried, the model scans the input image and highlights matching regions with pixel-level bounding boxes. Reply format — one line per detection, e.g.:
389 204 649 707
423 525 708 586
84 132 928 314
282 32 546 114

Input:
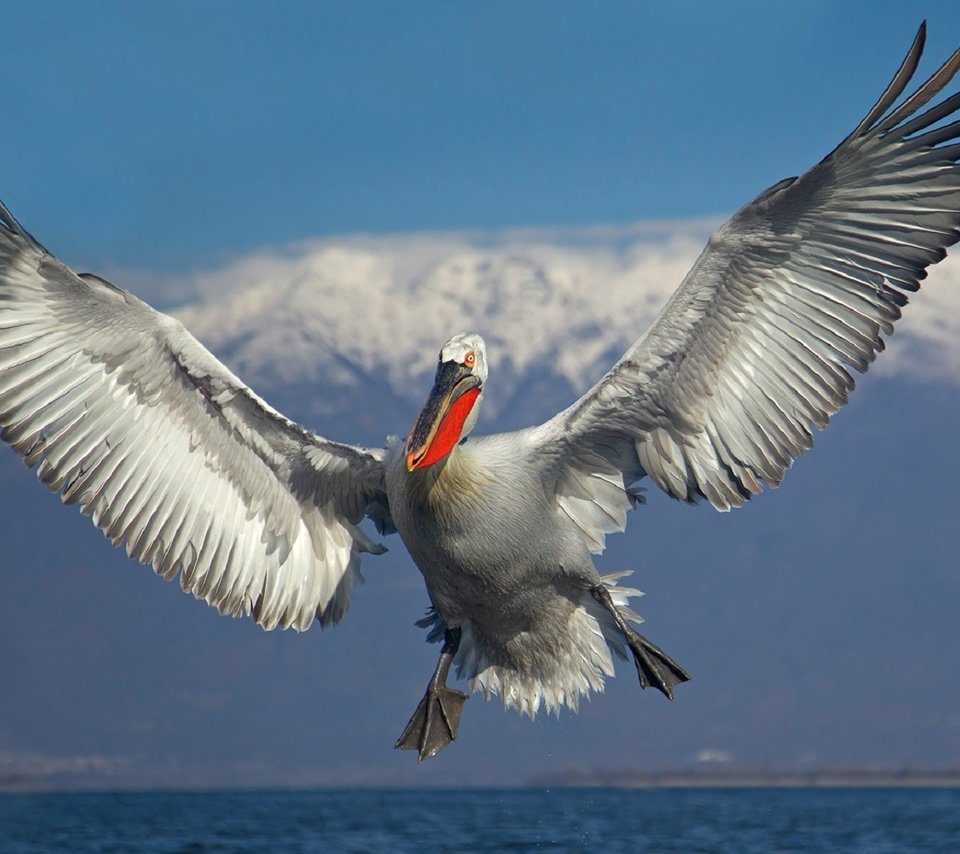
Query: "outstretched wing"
0 202 390 632
527 24 960 551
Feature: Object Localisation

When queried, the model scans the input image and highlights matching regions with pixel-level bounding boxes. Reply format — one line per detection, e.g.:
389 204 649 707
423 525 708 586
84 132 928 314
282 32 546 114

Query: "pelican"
1 25 959 761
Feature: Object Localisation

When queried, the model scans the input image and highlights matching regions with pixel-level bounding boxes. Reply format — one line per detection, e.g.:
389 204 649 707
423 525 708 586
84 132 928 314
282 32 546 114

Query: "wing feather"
527 23 960 550
0 202 390 631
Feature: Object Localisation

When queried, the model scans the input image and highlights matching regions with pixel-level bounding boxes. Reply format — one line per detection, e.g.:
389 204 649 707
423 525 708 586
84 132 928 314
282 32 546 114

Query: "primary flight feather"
1 24 957 760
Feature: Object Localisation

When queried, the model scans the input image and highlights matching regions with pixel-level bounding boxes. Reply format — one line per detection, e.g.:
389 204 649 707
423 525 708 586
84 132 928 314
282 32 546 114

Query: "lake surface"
2 787 959 852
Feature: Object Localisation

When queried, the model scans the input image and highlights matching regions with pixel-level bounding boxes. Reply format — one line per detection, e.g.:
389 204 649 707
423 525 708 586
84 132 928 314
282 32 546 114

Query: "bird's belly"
398 514 614 711
386 444 600 661
386 454 618 713
397 503 591 644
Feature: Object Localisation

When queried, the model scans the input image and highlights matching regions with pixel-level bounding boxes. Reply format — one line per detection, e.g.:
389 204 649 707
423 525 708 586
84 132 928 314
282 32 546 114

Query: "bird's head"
404 333 487 472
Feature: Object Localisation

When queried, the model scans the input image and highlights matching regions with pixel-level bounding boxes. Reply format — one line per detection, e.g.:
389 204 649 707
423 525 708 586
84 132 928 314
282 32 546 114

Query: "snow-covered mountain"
159 220 960 431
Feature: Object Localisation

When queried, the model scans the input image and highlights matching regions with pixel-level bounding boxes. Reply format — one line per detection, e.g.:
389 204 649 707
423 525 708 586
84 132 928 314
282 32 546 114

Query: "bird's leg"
590 583 691 700
395 626 469 761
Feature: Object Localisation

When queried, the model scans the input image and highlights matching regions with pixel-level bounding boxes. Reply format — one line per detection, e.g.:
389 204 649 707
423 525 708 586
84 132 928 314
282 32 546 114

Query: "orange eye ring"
464 351 476 368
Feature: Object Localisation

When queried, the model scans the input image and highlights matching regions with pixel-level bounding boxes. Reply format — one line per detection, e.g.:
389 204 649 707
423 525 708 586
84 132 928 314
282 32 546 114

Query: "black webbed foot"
591 583 691 700
395 627 468 761
622 625 690 699
395 684 468 761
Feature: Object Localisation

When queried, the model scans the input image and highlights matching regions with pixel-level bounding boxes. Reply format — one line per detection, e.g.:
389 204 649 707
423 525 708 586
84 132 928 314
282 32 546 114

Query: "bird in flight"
1 24 958 761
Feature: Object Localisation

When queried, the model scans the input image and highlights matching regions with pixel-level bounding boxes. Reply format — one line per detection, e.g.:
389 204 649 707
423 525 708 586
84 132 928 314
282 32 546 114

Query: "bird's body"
1 24 959 760
385 430 625 717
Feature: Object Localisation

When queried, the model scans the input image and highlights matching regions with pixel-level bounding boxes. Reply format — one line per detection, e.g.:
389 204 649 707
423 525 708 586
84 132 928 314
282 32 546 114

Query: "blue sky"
1 3 959 789
3 2 960 273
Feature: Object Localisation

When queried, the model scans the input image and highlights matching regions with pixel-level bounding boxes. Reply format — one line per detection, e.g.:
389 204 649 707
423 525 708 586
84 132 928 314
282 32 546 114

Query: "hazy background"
1 1 959 789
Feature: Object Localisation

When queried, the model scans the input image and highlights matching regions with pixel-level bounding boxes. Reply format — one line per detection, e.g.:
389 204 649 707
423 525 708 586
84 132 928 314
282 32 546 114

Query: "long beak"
405 361 481 471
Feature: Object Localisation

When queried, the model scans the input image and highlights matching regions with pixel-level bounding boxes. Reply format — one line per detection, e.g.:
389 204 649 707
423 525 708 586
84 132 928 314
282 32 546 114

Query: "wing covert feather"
529 24 960 539
0 203 389 631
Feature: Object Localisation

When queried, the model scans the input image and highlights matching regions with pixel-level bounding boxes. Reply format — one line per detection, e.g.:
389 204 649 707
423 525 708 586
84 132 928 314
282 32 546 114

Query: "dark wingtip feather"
0 198 46 253
848 23 927 140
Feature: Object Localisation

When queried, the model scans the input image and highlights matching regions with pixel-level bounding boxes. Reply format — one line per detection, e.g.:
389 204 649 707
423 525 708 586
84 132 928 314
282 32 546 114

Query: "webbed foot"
591 583 691 700
395 683 468 760
395 627 468 761
622 625 690 700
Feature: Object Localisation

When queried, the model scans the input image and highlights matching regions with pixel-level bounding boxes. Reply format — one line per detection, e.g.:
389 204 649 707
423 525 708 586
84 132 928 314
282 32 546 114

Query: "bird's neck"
406 441 486 511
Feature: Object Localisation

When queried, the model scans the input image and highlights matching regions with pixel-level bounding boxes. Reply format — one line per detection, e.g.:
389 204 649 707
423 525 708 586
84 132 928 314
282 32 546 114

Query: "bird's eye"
464 351 476 368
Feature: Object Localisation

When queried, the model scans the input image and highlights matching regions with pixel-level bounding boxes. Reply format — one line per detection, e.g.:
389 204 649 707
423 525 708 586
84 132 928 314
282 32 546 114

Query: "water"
1 788 958 852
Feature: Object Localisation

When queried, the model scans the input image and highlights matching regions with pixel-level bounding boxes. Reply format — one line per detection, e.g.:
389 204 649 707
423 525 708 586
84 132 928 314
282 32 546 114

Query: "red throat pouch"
418 387 481 468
